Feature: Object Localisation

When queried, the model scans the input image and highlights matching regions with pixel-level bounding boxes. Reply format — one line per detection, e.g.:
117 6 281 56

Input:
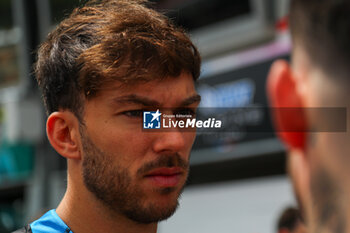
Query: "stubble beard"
79 126 189 224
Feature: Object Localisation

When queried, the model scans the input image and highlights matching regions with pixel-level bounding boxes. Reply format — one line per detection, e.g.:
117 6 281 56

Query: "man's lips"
144 167 184 187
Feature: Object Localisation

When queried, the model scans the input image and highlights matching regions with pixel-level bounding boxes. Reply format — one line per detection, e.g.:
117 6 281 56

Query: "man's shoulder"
12 225 32 233
14 209 72 233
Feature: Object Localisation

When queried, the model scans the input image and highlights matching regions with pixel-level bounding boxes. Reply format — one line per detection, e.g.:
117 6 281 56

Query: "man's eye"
123 110 143 118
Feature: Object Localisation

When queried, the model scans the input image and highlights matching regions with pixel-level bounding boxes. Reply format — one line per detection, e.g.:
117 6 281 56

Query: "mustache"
137 153 189 176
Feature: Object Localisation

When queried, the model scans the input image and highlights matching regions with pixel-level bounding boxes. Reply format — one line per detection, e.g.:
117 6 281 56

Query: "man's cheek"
188 132 197 147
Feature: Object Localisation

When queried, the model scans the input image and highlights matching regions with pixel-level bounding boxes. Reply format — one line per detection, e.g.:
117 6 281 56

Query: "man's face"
79 72 200 223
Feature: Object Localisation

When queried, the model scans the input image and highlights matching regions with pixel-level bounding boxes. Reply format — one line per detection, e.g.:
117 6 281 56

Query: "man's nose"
152 130 187 154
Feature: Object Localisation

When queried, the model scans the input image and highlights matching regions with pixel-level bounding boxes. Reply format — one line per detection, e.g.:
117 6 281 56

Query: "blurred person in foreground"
14 0 201 232
267 1 350 233
277 207 306 233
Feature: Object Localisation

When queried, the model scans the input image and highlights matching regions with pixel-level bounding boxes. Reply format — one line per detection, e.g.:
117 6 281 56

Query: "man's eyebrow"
112 94 201 107
180 94 201 106
113 94 160 106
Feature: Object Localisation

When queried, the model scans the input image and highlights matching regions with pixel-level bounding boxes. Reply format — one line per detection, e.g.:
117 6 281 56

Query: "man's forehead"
99 73 195 91
93 75 199 107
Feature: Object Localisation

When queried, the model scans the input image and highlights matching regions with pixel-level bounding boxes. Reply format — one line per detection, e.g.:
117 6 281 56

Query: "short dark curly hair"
35 0 201 120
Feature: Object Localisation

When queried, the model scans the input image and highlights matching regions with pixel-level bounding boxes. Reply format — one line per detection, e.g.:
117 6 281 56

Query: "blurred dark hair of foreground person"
277 207 306 233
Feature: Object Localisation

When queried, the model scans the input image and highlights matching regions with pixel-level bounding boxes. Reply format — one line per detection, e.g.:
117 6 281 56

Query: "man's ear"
267 60 307 150
46 111 82 160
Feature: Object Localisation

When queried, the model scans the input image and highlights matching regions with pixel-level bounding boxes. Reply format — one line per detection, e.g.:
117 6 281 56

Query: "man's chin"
125 198 180 224
157 186 179 195
143 187 180 207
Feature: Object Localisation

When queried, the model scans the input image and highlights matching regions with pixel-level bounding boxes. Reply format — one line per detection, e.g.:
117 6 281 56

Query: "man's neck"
56 181 158 233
